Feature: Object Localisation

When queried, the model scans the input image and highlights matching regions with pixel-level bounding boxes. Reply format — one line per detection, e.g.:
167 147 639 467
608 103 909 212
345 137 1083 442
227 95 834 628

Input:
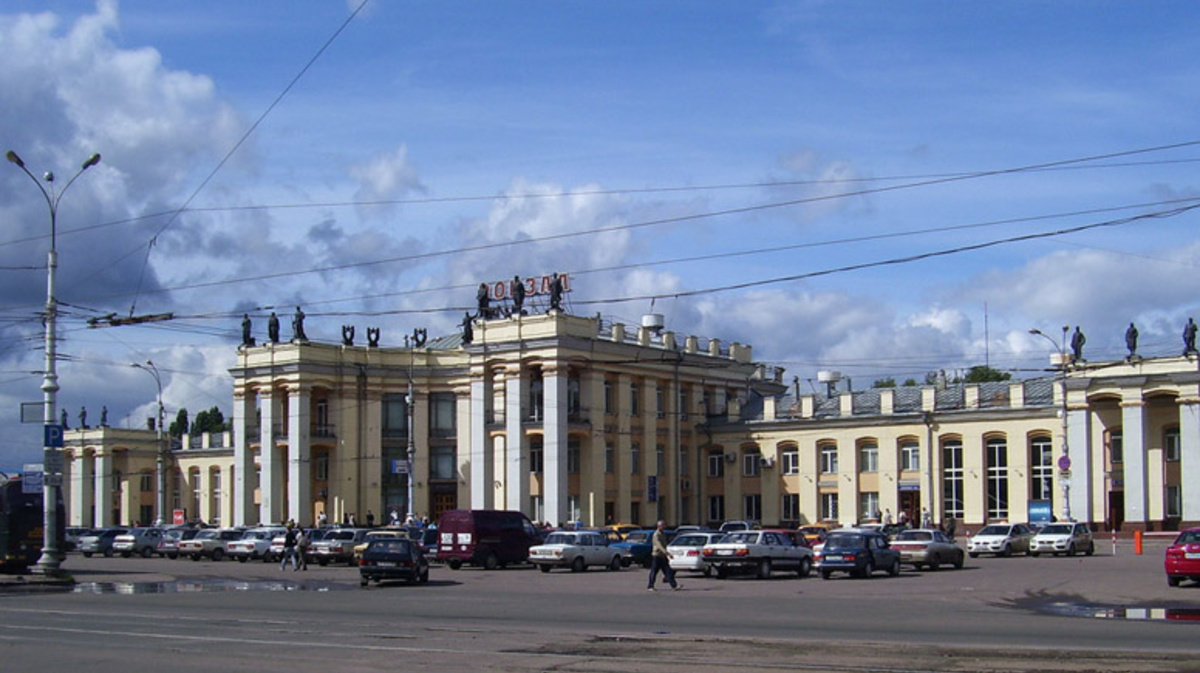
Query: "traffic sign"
1057 455 1071 471
44 423 64 448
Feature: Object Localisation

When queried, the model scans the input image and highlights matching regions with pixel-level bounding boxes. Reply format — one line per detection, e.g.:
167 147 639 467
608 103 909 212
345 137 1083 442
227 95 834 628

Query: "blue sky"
1 1 1199 468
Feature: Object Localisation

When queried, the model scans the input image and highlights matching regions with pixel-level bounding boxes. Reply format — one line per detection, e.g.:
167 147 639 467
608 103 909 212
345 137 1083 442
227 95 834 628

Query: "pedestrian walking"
646 520 680 592
296 526 309 571
280 522 299 571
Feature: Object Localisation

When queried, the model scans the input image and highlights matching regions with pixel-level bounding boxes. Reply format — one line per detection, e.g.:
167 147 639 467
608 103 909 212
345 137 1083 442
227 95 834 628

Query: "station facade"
61 312 1200 533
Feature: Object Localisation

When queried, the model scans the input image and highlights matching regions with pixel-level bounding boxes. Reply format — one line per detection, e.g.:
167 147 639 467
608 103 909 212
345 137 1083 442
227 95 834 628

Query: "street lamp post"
6 149 101 576
133 361 166 526
1030 326 1072 521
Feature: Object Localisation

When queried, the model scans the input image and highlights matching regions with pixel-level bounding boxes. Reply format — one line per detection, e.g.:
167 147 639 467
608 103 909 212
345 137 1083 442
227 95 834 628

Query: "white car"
668 531 725 576
227 527 286 562
702 529 814 579
1030 522 1094 557
530 530 623 573
967 523 1035 558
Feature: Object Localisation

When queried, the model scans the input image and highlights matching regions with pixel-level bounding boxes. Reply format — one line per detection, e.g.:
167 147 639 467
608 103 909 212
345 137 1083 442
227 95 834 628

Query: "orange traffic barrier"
1134 529 1143 555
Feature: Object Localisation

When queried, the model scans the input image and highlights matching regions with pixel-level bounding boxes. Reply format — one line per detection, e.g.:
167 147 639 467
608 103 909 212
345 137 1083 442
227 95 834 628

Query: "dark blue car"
612 528 673 568
815 530 901 579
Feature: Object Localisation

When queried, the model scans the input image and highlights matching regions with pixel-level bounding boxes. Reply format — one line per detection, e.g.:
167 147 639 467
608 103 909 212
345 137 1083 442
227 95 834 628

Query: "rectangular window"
743 452 760 477
679 390 689 420
567 377 582 419
782 449 800 475
708 495 725 523
171 470 182 510
987 437 1009 520
567 495 581 522
901 441 920 471
630 382 640 415
430 445 456 480
1165 428 1181 462
210 469 222 526
140 472 153 493
859 443 878 473
315 452 329 481
744 494 762 521
679 448 687 476
1110 429 1124 464
820 492 839 521
190 470 201 519
942 440 964 519
530 441 544 474
430 393 456 435
656 388 665 419
656 445 665 475
860 492 880 520
631 444 640 475
820 444 838 474
605 444 615 474
708 451 725 478
782 493 800 522
567 439 581 474
382 393 409 438
529 376 544 422
531 496 544 524
1030 436 1054 501
1166 485 1182 518
604 379 614 415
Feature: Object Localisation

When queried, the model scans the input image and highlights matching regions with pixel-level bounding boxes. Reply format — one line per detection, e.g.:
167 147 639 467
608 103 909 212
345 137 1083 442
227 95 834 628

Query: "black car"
815 530 901 579
359 538 430 587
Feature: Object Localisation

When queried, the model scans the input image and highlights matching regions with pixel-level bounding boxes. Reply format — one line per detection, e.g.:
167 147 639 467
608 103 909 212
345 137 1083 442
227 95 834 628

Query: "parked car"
1164 527 1200 587
353 529 412 561
227 527 286 562
611 528 671 568
156 527 199 559
437 509 543 570
1029 522 1094 557
967 523 1035 558
358 538 430 587
815 529 901 579
311 528 370 566
719 520 758 533
64 526 91 552
667 531 726 576
798 524 831 546
530 530 623 573
78 527 129 558
112 527 165 558
890 529 964 571
702 529 814 579
178 527 242 561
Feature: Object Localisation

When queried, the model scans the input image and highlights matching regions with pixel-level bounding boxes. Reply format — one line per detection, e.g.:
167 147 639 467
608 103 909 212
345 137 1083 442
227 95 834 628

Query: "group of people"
278 520 309 571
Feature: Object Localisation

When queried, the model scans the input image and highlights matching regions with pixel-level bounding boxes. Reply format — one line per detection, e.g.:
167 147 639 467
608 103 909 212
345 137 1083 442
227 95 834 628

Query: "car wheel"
757 558 772 579
167 553 178 560
539 564 552 573
318 559 329 566
483 552 500 571
954 552 965 569
820 570 832 580
1168 575 1182 587
860 560 875 579
83 552 93 558
715 567 728 579
211 548 224 562
928 556 940 572
888 558 901 577
104 549 114 558
570 556 586 573
141 547 154 558
419 566 430 584
608 556 622 572
192 554 201 561
1085 542 1095 557
360 578 369 587
797 557 812 578
121 552 132 558
1000 544 1012 558
237 556 247 563
262 554 273 563
620 558 631 568
702 565 712 577
447 558 462 570
1030 552 1040 558
968 552 979 558
1066 544 1076 557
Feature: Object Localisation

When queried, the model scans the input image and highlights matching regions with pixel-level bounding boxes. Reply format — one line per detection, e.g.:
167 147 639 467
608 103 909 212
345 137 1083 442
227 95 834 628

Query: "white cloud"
349 145 425 221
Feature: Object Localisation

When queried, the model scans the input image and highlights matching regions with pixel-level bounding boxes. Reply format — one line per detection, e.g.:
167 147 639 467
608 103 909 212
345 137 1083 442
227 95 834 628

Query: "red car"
1164 527 1200 587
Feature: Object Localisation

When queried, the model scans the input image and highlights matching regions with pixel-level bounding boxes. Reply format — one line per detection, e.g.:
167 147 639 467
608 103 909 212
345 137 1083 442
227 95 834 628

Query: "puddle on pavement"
72 579 353 594
1029 600 1200 622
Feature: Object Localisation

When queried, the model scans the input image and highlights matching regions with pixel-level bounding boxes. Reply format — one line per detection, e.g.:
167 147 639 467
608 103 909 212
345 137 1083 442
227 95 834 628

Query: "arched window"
941 438 963 519
986 436 1008 520
1030 435 1053 501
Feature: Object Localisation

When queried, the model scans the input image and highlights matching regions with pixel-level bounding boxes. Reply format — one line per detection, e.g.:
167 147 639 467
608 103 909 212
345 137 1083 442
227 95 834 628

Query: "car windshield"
1175 531 1200 545
824 534 864 548
625 532 651 543
670 535 709 547
723 532 758 544
1038 524 1072 535
896 531 933 541
976 525 1011 536
544 533 578 545
243 531 270 540
325 530 356 541
370 539 412 553
195 530 217 540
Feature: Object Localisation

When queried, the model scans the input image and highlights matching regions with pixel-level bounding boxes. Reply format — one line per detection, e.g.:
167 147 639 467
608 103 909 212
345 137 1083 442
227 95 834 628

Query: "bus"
0 476 55 573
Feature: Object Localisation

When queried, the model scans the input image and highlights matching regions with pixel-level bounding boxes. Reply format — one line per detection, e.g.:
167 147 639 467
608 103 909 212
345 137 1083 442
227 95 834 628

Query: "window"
860 492 880 520
113 469 122 493
530 440 544 474
140 472 153 493
859 443 878 473
430 445 456 480
567 376 582 419
630 382 640 415
678 448 687 476
708 495 725 522
708 450 725 478
605 443 615 474
744 494 762 521
567 439 581 474
986 437 1008 520
315 451 329 481
819 444 838 474
531 496 544 523
1165 427 1181 462
656 387 665 419
631 443 640 475
743 451 760 477
567 495 581 522
430 393 456 435
529 375 544 422
1166 485 1182 518
382 393 408 438
190 469 201 519
1110 429 1124 464
656 444 665 475
820 492 839 521
210 469 222 526
604 379 614 415
679 389 689 420
901 441 920 471
171 470 182 510
1030 436 1053 501
782 447 800 475
782 493 800 522
942 440 963 519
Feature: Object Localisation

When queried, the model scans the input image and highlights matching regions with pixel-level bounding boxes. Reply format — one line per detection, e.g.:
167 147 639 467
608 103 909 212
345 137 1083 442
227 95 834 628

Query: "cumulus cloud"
349 145 425 221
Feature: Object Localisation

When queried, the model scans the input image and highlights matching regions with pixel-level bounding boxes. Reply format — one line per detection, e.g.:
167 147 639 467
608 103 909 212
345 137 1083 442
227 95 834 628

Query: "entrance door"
431 488 457 524
899 491 920 526
1108 491 1125 531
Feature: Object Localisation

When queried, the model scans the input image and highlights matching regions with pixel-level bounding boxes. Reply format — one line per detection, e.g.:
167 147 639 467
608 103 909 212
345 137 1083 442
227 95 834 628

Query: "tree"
873 378 896 388
192 406 227 435
168 408 189 437
963 365 1011 383
902 378 919 387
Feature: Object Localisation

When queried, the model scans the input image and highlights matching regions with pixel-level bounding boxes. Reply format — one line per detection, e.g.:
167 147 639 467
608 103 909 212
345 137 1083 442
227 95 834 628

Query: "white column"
1066 407 1092 522
1179 400 1200 522
543 363 568 527
287 386 312 525
469 376 492 509
1121 394 1148 526
259 389 283 524
94 452 112 527
232 391 256 526
70 452 93 527
505 365 528 512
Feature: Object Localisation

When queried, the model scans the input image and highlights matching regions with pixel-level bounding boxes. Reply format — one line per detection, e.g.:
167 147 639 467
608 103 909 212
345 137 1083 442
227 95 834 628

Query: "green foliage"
192 406 227 435
902 378 918 387
873 378 896 388
168 408 189 437
963 365 1011 383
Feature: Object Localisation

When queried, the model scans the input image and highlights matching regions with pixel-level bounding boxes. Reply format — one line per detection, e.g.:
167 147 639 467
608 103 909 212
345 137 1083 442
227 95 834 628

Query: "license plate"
717 549 733 556
375 561 396 567
1186 553 1200 560
824 555 843 562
